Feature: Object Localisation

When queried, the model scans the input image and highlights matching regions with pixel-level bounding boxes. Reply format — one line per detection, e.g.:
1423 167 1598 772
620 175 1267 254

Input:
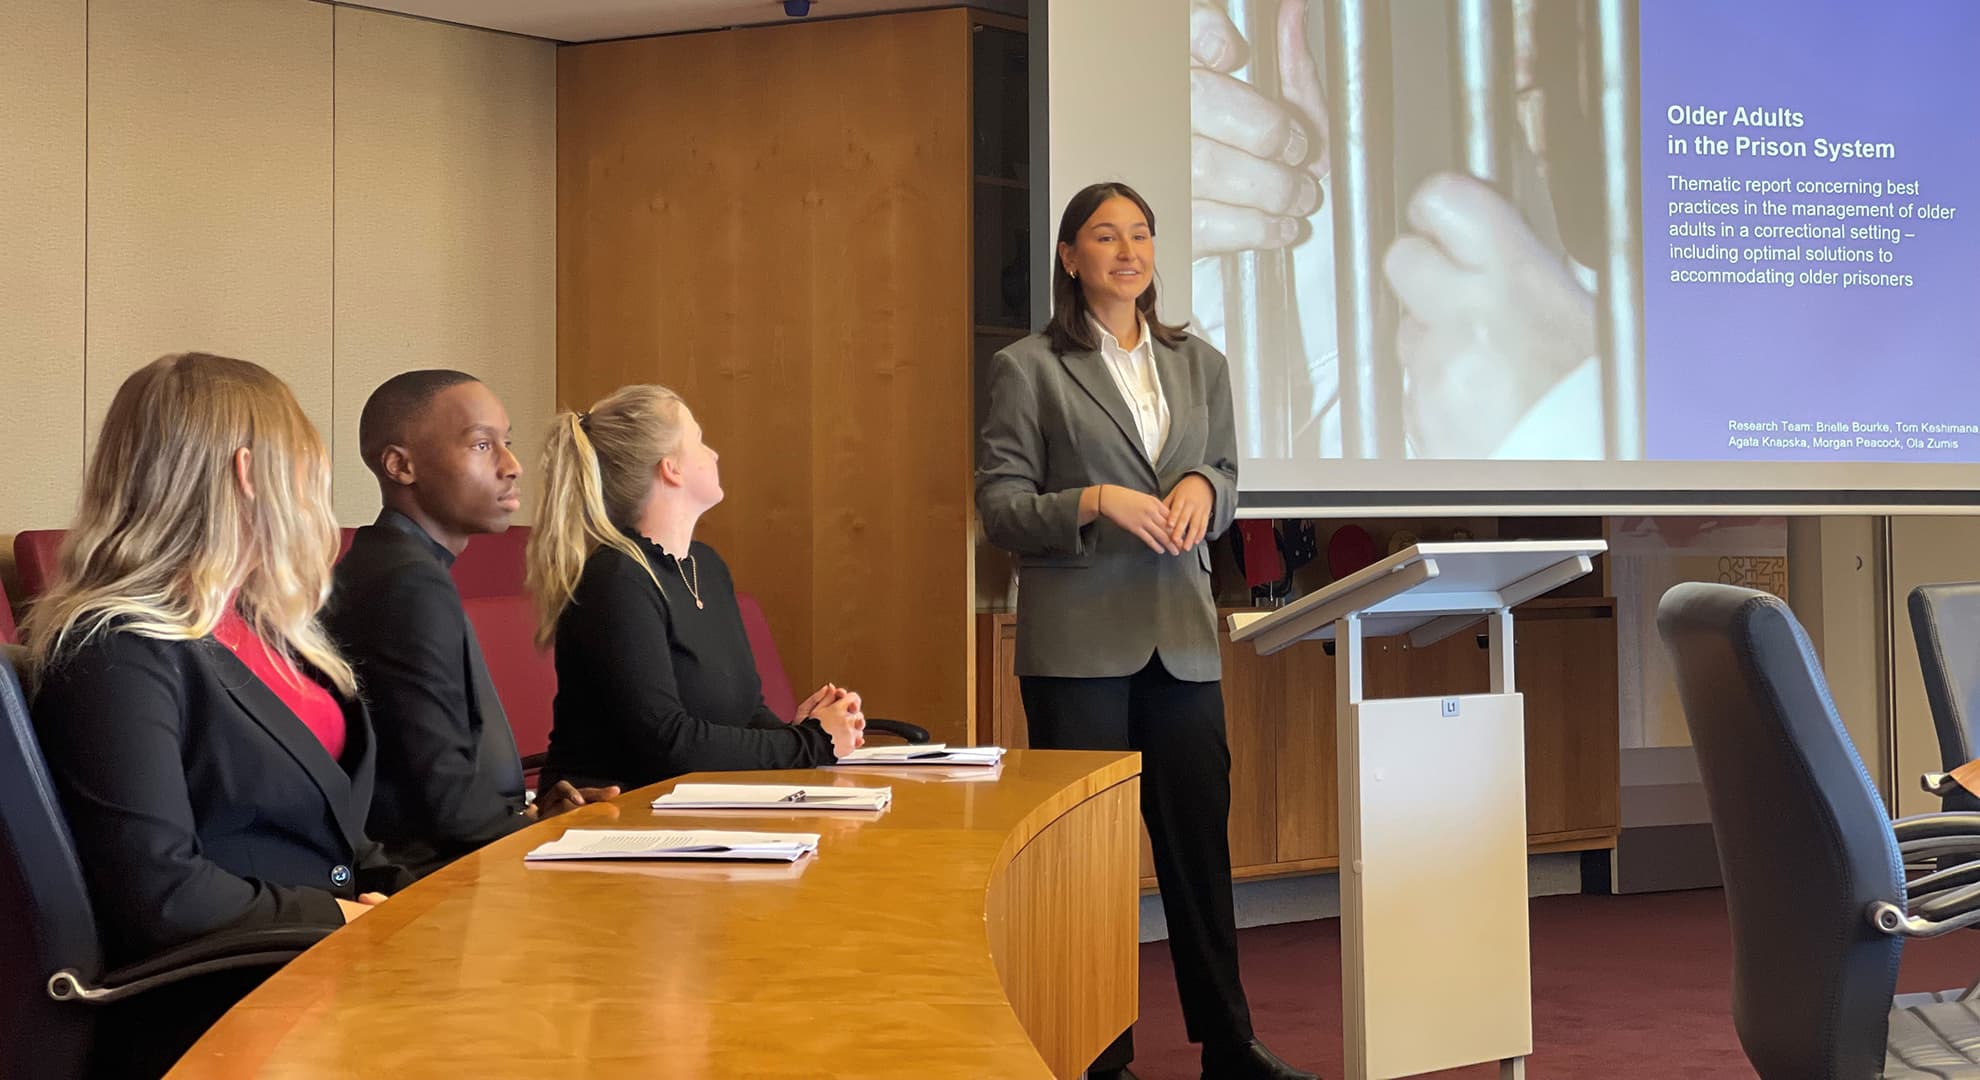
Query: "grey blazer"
975 329 1239 682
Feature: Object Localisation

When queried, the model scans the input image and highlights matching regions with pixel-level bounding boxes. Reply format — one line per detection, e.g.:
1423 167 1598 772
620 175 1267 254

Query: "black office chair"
1908 583 1980 813
1657 583 1980 1079
0 644 329 1078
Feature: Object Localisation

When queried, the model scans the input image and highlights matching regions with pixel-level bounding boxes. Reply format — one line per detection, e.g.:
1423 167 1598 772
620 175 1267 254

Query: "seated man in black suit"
327 370 616 878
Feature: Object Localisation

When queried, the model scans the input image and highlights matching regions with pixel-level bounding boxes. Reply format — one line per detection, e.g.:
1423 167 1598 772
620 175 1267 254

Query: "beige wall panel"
86 0 333 453
1787 516 1889 803
1044 0 1189 319
1890 516 1980 817
0 0 87 528
331 7 556 525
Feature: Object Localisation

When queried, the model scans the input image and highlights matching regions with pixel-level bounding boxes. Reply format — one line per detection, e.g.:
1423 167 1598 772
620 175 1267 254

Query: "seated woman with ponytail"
525 385 867 791
24 352 410 1075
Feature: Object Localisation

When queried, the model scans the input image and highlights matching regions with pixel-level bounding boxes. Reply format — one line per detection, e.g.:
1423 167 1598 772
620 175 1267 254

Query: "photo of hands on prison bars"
1191 0 1637 464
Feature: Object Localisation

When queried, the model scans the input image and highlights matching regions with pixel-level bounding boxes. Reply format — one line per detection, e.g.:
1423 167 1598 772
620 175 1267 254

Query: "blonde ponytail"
524 386 687 648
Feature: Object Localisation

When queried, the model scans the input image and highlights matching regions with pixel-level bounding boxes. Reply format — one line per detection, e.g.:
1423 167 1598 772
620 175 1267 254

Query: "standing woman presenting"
976 183 1316 1080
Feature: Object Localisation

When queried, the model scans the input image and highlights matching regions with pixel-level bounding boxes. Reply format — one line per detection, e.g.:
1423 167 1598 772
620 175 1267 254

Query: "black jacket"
325 512 528 878
542 532 836 791
32 626 410 968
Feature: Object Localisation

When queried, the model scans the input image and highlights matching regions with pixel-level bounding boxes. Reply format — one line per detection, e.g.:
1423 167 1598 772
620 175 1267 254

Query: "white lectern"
1228 541 1606 1080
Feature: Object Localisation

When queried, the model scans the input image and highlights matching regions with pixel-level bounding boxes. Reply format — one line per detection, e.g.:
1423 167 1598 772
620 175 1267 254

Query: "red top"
212 609 346 761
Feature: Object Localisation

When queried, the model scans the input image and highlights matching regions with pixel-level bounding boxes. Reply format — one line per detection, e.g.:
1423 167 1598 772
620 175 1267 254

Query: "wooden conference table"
166 750 1141 1079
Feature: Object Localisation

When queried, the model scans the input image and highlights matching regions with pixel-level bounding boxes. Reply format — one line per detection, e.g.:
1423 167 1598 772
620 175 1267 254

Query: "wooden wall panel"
331 8 557 524
559 11 975 743
804 10 973 749
0 0 85 532
86 0 332 445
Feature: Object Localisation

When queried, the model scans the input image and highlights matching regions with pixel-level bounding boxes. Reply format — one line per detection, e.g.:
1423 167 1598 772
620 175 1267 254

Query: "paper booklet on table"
834 744 1007 766
523 829 820 863
651 783 892 811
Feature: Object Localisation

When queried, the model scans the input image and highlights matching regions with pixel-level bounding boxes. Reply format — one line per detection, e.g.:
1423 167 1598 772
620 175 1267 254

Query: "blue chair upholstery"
0 643 98 1077
0 645 328 1078
1908 583 1980 813
1658 583 1980 1079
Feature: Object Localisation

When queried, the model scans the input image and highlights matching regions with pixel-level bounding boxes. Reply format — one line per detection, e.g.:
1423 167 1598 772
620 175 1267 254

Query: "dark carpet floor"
1129 888 1980 1079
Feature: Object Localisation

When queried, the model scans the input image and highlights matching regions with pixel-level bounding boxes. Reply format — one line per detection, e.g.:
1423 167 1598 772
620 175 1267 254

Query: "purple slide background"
1640 0 1980 462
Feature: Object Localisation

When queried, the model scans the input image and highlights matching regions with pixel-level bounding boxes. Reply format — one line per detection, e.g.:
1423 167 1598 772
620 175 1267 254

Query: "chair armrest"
1895 813 1980 861
49 925 331 1005
1869 897 1980 939
1908 857 1980 899
1899 836 1980 863
1894 814 1980 863
1914 879 1980 923
1924 758 1980 802
864 717 932 745
1894 812 1980 842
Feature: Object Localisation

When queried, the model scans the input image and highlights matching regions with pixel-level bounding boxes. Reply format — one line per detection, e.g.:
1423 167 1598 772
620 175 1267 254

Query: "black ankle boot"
1200 1039 1319 1080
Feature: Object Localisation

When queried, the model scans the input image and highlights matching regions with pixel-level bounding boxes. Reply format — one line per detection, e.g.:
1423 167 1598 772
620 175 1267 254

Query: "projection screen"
1037 0 1980 514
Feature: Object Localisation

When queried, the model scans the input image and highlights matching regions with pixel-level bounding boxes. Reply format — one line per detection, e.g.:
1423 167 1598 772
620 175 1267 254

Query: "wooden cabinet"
976 601 1622 887
1516 613 1624 844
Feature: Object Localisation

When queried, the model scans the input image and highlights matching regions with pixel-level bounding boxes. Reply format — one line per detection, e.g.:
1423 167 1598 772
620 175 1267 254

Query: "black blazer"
542 533 835 791
326 513 528 878
32 626 410 968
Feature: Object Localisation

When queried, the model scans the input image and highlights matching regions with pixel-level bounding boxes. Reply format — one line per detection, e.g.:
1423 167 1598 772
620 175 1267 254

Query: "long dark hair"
1044 181 1190 355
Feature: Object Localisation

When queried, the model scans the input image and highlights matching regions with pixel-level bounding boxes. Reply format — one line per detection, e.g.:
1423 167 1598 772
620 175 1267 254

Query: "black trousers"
1020 653 1254 1072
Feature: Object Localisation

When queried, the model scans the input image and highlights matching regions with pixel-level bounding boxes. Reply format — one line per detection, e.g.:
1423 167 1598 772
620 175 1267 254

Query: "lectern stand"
1228 541 1605 1080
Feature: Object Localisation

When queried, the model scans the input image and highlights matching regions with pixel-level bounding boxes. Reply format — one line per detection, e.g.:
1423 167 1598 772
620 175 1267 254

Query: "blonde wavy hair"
524 384 686 648
22 352 354 695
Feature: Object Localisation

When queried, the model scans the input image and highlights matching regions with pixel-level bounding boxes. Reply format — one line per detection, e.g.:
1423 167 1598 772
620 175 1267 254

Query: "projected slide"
1188 0 1980 467
1641 2 1979 463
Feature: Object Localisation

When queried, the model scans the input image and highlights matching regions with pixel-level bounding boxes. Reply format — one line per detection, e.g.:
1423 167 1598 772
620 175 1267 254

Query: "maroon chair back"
336 524 528 600
451 526 530 600
734 591 798 723
11 532 63 602
460 595 555 779
0 575 15 645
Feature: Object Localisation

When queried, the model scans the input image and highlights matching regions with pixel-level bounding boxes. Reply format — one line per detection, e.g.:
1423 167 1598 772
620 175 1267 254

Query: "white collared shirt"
1091 316 1170 463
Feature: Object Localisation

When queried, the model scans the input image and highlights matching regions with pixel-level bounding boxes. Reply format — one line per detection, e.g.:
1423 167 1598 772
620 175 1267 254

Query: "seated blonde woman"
525 384 867 791
24 352 409 1076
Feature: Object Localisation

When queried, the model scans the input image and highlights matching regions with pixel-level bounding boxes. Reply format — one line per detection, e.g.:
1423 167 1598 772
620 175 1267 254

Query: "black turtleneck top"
541 530 836 790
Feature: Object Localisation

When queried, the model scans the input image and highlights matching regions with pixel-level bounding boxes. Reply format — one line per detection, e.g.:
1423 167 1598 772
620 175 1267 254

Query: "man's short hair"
358 370 480 477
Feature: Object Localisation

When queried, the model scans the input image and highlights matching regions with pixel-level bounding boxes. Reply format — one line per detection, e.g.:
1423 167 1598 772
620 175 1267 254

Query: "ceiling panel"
340 0 1022 43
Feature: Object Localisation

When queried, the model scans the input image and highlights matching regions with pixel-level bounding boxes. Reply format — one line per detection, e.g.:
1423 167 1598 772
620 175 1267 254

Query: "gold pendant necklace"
675 554 704 609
